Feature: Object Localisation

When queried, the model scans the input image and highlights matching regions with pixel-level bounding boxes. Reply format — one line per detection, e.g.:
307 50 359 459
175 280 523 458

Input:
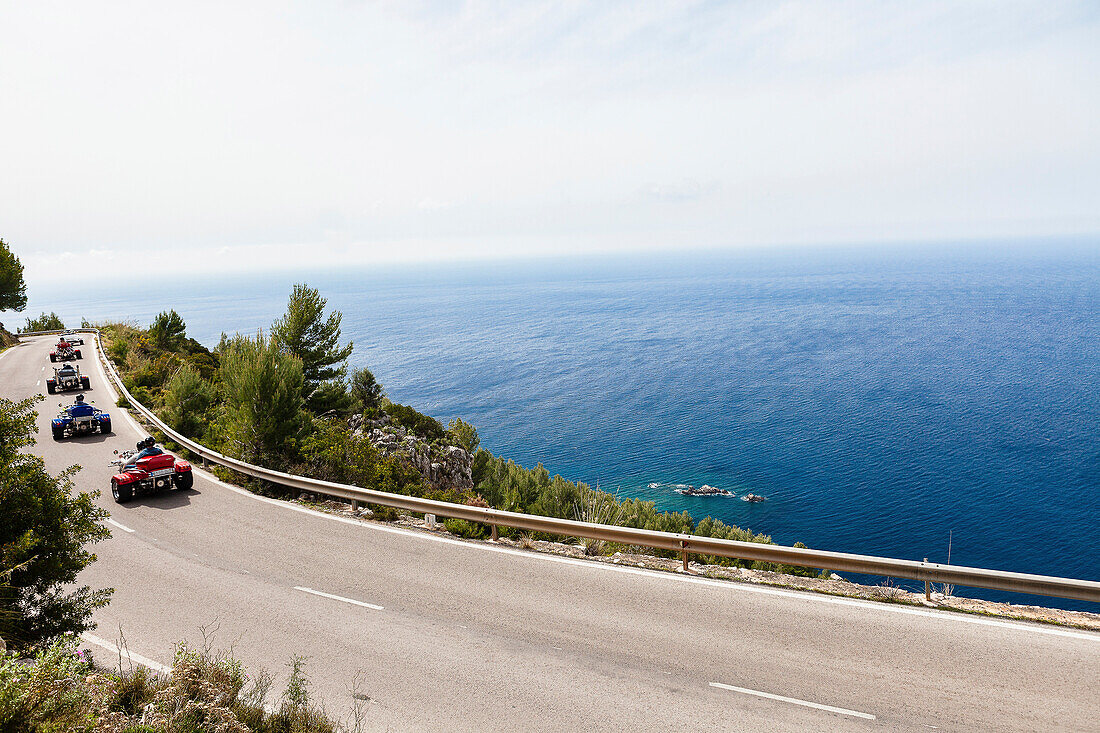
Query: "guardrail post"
680 540 689 572
491 524 499 542
351 499 360 512
924 558 931 601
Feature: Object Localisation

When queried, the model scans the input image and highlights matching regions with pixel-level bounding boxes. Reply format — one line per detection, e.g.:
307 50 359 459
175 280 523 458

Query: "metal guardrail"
19 329 1100 604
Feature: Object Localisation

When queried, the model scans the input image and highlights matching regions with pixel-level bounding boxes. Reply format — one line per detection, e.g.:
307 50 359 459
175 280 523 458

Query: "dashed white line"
80 632 171 674
106 517 135 533
294 586 384 611
35 380 40 386
710 682 876 721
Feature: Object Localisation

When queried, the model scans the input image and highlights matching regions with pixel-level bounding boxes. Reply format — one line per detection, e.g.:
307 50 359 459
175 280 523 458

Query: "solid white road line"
294 586 384 611
106 517 135 533
193 464 1100 642
710 682 877 721
80 632 172 674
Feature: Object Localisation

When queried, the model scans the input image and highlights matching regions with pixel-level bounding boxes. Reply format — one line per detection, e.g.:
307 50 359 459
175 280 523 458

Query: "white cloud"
1 0 1098 288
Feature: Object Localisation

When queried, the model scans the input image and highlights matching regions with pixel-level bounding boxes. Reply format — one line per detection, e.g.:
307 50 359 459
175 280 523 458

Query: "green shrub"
162 364 215 439
443 517 486 539
385 402 444 441
0 396 111 649
20 312 64 332
446 417 480 453
217 332 308 467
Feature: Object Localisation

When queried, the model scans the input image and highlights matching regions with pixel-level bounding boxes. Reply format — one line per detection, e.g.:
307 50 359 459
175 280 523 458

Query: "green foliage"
349 366 384 414
0 636 342 732
20 312 64 332
443 517 487 539
471 450 779 566
446 417 480 454
162 364 215 439
0 637 101 731
385 402 444 441
148 309 186 351
774 541 822 577
283 655 310 708
218 332 308 467
0 239 26 314
272 284 353 415
0 396 111 650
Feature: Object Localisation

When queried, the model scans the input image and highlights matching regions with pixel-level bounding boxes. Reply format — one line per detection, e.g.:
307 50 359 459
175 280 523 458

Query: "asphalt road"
3 335 1098 732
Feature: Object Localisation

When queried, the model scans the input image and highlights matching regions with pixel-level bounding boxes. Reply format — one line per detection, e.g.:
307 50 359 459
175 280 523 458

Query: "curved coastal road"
2 335 1097 732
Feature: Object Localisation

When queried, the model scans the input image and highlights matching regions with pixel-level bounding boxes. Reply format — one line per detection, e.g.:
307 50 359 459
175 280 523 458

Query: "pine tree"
149 309 186 350
271 284 353 414
0 239 27 314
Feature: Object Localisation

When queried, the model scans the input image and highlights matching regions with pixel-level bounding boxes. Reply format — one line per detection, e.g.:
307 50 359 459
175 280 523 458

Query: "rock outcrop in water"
348 412 474 492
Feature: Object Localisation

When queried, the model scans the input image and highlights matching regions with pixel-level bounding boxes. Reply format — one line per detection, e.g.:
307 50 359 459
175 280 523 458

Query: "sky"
2 1 1099 284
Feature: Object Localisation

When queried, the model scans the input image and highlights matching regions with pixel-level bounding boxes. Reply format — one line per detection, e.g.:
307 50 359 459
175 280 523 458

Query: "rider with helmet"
122 437 164 470
70 393 95 417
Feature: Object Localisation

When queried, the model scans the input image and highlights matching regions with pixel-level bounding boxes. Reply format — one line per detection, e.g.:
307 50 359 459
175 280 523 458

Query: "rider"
123 437 163 469
69 394 95 417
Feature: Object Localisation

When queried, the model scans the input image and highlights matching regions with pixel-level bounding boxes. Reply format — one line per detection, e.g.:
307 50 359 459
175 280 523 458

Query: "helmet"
75 394 85 403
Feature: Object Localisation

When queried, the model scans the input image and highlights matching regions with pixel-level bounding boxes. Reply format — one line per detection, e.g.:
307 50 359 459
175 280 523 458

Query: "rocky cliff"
349 412 474 492
0 322 16 348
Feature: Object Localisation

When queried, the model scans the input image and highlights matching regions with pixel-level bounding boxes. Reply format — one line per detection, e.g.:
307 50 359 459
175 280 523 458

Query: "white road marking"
192 464 1100 643
80 632 171 674
35 380 40 386
710 682 876 721
0 347 15 362
294 586 384 611
106 517 135 533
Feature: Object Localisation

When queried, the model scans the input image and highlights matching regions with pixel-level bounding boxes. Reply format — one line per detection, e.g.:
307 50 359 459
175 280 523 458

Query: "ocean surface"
22 243 1100 610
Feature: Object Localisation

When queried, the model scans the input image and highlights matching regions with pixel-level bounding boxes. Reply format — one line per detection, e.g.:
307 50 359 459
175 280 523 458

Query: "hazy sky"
2 1 1098 282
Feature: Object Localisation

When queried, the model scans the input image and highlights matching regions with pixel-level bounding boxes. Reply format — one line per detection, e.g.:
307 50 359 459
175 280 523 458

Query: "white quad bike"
46 363 91 393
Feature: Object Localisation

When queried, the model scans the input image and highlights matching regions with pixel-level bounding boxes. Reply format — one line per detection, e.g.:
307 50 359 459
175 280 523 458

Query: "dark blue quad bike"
51 398 112 440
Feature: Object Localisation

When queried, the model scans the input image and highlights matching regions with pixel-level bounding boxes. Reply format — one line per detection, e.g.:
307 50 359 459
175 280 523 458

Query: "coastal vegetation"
0 636 343 732
19 312 64 333
95 284 823 576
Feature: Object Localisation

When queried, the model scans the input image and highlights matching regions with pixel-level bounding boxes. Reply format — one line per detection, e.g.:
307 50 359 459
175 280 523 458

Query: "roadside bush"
443 518 486 539
0 637 343 732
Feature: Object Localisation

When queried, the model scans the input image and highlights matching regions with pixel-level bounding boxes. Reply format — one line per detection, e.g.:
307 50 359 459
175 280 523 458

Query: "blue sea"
23 242 1100 610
